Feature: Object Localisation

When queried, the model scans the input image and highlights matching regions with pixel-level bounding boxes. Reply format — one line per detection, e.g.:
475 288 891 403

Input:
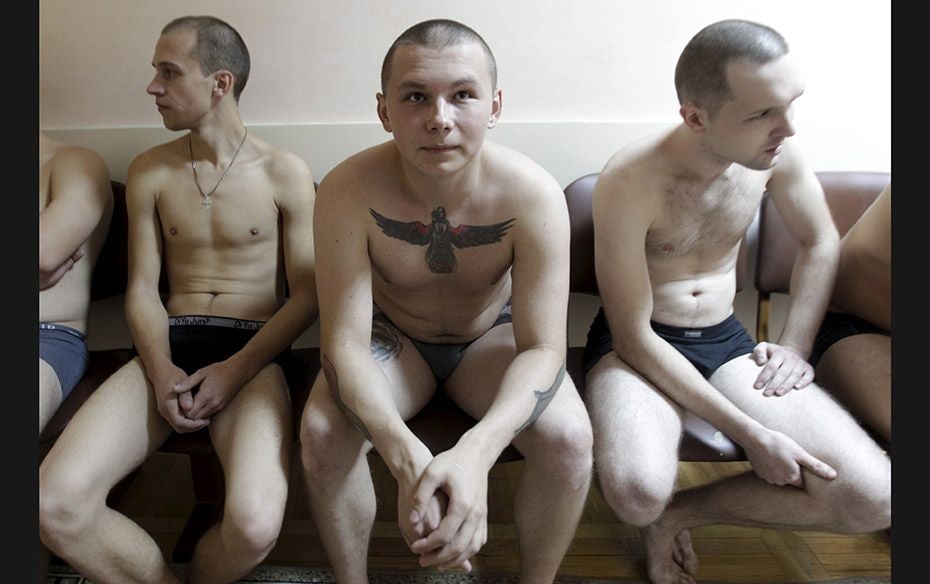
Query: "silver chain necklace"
188 128 248 209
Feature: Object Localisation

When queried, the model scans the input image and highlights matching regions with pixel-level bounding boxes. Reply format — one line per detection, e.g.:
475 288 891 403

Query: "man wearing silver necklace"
39 15 318 584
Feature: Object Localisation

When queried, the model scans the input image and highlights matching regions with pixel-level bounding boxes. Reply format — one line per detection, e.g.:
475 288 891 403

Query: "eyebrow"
395 77 480 91
747 89 805 115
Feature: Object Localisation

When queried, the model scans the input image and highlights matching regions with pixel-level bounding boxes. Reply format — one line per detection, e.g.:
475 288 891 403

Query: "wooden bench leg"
172 452 224 564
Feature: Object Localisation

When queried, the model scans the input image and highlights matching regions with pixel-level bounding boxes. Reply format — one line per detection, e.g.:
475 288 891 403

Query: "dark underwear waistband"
650 312 740 340
38 322 87 340
168 315 265 331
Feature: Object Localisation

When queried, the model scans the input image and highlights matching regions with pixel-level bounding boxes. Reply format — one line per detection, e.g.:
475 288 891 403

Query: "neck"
397 149 483 210
670 125 733 183
188 118 247 164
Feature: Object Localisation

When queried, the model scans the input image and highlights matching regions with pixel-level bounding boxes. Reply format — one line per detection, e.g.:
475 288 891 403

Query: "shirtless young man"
582 20 890 583
39 132 113 433
810 183 891 444
300 19 593 583
39 16 317 583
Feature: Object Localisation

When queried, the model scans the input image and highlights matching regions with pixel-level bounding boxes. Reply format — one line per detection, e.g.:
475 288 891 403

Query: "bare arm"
124 154 207 432
593 163 835 486
766 144 840 356
314 171 434 484
39 147 112 285
831 183 890 330
751 143 840 393
410 167 571 571
449 173 570 470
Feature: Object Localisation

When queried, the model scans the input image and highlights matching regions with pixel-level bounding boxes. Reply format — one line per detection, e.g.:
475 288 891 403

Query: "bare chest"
647 178 763 258
368 205 515 295
157 182 280 250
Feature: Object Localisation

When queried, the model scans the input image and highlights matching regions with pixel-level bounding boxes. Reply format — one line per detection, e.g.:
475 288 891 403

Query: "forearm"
456 346 566 471
619 332 766 447
125 288 173 381
323 347 433 484
225 291 318 381
779 239 840 356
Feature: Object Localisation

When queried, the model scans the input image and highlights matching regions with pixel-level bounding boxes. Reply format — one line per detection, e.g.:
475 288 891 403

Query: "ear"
679 101 707 131
376 92 392 132
487 88 503 129
212 70 234 98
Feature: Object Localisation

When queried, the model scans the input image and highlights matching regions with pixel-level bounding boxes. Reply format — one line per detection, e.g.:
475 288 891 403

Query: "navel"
169 226 178 236
250 227 260 236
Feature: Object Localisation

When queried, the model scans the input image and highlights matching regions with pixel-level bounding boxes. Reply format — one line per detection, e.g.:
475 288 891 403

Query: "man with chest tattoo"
582 20 890 584
40 16 317 583
300 19 593 582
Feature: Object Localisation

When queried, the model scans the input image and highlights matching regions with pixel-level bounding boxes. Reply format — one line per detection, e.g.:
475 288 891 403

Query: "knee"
818 457 892 533
222 495 287 561
527 417 594 489
39 467 101 548
299 404 354 477
596 466 674 527
833 474 891 533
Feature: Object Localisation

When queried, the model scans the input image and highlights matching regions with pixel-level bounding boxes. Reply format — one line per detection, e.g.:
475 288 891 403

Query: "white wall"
39 0 890 349
41 0 890 176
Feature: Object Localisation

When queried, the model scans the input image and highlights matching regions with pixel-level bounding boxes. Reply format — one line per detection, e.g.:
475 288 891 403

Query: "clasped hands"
398 449 489 573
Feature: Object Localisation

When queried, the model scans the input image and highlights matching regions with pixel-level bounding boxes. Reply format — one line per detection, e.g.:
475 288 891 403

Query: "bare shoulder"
481 141 563 206
595 131 668 211
48 143 110 184
316 141 395 208
256 137 315 189
127 137 186 181
765 139 814 195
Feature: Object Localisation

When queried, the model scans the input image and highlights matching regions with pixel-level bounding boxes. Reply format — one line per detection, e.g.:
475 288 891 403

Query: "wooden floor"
99 450 891 583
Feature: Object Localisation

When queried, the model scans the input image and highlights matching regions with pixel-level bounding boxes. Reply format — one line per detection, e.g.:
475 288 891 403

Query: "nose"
427 98 452 132
146 75 163 96
774 111 796 139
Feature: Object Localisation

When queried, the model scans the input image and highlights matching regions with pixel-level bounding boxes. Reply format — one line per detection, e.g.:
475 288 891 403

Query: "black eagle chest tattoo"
369 206 516 273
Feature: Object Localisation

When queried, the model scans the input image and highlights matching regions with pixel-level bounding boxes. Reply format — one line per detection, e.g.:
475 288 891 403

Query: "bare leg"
39 359 63 434
584 353 696 583
187 364 292 584
448 325 594 584
300 378 377 584
643 355 891 584
815 333 891 444
300 330 435 584
39 358 180 584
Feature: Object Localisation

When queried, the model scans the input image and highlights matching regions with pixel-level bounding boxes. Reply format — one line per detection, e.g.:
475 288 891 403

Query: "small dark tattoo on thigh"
371 319 403 362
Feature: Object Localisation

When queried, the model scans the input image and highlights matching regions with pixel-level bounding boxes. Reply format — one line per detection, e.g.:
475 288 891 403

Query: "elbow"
38 253 63 278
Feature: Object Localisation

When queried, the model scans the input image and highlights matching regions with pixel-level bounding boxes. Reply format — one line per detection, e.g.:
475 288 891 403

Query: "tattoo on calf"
321 352 372 441
371 319 402 362
369 206 515 274
514 363 566 435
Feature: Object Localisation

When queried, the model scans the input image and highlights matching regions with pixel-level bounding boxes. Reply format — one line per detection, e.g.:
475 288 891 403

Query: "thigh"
40 357 173 493
584 352 684 474
301 323 439 444
39 359 64 419
443 324 589 453
711 355 888 472
815 334 891 440
210 364 292 502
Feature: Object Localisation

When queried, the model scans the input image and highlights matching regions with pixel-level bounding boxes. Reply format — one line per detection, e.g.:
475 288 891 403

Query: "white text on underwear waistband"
168 315 265 331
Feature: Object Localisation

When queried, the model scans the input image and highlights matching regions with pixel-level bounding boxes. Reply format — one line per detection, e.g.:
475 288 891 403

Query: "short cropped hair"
675 19 789 115
162 15 251 101
380 19 497 93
